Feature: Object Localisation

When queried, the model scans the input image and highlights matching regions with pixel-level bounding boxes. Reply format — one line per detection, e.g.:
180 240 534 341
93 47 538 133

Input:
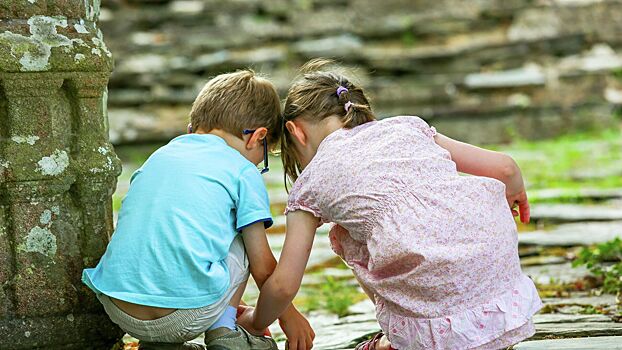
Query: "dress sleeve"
394 115 437 139
410 116 437 139
284 174 323 221
235 166 273 231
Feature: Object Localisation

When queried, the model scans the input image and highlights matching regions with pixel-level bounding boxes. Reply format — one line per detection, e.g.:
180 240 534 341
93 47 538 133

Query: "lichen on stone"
93 30 112 57
85 0 102 22
36 149 69 176
40 209 52 225
18 226 57 258
74 53 85 62
74 19 89 34
11 135 40 145
0 15 71 71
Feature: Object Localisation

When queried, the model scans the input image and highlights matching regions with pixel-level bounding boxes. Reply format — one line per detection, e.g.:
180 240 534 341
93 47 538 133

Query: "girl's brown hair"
281 59 376 189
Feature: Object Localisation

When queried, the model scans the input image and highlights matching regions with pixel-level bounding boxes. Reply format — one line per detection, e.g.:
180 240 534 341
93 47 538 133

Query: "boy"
82 70 314 350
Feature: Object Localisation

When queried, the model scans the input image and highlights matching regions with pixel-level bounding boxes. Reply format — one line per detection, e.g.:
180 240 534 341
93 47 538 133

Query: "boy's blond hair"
190 69 282 146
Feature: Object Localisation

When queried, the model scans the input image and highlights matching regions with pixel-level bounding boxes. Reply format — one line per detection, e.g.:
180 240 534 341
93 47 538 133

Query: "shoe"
204 326 278 350
138 342 205 350
354 332 396 350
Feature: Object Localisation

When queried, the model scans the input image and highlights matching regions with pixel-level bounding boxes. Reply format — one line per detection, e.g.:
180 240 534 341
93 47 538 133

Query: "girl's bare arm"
241 222 315 349
434 133 530 223
249 210 318 330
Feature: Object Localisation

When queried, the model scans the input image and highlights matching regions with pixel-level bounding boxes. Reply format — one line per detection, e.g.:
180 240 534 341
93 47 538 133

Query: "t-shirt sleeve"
235 166 273 231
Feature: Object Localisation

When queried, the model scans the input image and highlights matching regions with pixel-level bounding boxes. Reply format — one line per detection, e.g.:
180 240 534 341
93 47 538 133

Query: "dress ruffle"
376 274 542 350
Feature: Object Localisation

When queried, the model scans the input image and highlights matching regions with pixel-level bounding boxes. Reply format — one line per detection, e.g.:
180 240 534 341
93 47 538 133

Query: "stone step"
531 322 622 340
534 314 612 324
541 294 618 308
518 221 622 247
514 336 622 350
529 204 622 223
529 188 622 203
522 262 589 285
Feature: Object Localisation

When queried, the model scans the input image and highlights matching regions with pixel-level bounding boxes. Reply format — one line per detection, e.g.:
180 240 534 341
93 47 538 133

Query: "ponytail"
281 58 376 189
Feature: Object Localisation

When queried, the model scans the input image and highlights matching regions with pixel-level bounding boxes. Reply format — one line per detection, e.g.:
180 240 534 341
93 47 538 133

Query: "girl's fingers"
519 200 530 224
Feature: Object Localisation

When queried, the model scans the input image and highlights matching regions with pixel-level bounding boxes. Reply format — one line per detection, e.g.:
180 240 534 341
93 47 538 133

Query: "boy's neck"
195 128 250 160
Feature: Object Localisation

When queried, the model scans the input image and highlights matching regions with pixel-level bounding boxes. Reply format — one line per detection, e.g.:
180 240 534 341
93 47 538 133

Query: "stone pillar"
0 1 123 348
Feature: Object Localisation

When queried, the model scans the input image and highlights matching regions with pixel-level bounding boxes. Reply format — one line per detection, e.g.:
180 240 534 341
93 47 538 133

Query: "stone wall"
100 0 622 145
0 1 123 348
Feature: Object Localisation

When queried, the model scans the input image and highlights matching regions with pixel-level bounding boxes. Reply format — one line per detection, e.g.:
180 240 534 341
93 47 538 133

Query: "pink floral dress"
285 116 542 350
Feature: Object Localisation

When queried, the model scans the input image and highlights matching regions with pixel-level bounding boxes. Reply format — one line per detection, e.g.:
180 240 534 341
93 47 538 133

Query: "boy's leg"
205 282 246 331
203 236 277 350
96 293 205 349
94 236 251 347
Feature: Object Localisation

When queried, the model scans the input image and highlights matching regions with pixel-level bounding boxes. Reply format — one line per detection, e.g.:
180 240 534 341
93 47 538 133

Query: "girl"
239 60 543 350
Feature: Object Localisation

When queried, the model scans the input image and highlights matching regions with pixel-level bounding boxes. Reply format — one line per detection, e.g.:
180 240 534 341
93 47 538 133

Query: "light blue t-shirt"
82 134 273 308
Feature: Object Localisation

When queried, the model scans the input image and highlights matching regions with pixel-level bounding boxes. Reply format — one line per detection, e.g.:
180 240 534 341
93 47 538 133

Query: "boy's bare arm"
241 222 277 287
434 133 530 223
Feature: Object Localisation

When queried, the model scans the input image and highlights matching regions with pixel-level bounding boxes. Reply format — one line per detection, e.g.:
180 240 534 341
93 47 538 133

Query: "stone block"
0 0 123 348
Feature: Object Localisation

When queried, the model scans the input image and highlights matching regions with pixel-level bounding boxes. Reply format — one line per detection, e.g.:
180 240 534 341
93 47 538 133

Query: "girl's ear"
286 120 307 146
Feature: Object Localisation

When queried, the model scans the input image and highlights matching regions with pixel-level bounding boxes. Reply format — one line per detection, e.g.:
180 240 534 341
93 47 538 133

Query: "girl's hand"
278 308 315 350
236 305 270 337
505 176 530 224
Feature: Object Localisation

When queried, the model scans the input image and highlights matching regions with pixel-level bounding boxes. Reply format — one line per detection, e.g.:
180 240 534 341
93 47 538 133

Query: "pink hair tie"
344 101 353 112
337 86 353 112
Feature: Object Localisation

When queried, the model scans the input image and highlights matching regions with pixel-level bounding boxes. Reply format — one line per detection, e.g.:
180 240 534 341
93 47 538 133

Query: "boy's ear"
245 127 268 150
286 121 307 146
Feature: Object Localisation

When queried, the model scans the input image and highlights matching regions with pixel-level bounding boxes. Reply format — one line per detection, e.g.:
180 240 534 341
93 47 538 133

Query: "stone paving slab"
533 314 613 324
513 336 622 349
531 321 622 339
541 294 618 307
529 188 622 202
530 204 622 222
519 221 622 246
522 262 589 284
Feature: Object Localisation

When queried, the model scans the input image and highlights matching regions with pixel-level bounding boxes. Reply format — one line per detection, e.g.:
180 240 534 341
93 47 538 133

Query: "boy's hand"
278 308 315 350
236 305 270 337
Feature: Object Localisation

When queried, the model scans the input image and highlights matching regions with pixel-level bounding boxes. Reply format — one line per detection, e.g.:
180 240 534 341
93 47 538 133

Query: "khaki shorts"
97 235 249 343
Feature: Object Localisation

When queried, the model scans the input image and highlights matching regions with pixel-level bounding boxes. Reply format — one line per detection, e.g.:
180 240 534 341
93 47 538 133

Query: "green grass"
295 275 367 317
491 127 622 199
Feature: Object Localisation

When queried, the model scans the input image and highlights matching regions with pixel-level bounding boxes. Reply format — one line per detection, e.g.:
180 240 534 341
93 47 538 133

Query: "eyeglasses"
243 129 269 174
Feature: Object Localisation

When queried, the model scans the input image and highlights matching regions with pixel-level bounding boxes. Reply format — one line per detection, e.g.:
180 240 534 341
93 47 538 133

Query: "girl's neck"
309 117 344 151
299 116 344 168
